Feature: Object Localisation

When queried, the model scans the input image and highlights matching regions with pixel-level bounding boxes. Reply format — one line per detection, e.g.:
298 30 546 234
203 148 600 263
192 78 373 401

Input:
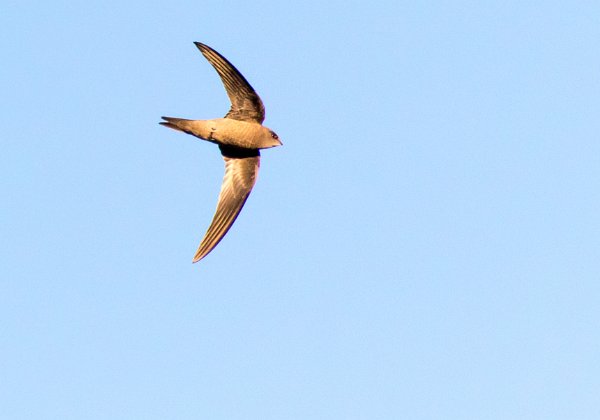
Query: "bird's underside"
159 42 281 263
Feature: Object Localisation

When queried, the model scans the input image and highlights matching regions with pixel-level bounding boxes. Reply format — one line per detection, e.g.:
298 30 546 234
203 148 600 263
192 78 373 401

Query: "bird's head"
261 129 282 148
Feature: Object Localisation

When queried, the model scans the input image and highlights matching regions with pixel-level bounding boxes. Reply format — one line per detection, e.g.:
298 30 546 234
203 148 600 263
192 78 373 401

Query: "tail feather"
159 116 193 134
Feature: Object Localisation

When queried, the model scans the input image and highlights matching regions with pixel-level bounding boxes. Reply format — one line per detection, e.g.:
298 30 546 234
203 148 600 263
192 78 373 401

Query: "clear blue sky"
2 1 599 418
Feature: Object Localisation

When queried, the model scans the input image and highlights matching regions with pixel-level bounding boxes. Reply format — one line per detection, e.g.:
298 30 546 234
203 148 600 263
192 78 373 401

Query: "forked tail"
159 116 195 134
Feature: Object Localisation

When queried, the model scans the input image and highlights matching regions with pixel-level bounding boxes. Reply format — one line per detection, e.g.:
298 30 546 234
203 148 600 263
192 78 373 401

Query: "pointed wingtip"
194 42 207 51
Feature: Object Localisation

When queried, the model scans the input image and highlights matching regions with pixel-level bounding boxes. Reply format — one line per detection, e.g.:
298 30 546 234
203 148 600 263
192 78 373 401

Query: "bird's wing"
194 42 265 124
193 149 260 263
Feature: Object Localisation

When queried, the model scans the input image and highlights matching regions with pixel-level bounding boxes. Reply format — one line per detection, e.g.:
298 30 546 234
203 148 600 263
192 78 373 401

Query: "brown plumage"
160 42 281 263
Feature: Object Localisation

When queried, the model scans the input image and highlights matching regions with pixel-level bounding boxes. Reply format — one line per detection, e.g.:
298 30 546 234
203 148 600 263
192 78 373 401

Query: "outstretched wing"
193 149 260 263
194 42 265 124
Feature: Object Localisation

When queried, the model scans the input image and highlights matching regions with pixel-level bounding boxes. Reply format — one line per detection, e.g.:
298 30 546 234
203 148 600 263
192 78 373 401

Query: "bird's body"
160 42 281 263
160 117 280 150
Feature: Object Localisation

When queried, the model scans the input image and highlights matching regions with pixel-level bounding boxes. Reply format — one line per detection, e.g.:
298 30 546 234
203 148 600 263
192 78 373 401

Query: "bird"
160 42 282 263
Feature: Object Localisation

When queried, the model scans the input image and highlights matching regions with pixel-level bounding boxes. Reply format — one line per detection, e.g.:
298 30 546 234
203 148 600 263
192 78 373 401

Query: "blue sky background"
2 1 599 418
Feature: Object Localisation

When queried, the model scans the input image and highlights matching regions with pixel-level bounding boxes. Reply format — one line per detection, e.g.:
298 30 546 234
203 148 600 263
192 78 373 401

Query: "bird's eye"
270 132 278 139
